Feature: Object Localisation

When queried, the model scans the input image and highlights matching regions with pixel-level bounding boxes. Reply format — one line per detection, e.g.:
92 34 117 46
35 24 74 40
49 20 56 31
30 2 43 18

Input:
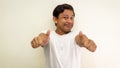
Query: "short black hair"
53 3 75 18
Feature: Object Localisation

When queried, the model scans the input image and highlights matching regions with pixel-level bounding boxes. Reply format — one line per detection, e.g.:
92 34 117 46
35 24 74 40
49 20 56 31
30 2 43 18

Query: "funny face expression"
53 9 75 34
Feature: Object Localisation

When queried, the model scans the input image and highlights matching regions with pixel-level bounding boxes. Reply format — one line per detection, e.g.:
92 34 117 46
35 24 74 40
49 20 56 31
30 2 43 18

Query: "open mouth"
64 23 73 28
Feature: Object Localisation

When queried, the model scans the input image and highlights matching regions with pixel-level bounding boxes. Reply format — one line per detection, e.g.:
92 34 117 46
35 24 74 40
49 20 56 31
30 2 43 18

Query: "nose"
67 18 73 23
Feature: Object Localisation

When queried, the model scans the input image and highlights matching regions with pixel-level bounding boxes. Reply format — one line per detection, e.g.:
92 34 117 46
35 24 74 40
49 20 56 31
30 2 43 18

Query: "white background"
0 0 120 68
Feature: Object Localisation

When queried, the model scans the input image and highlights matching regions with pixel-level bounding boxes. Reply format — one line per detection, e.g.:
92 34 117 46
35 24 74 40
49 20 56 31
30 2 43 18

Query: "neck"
55 29 71 35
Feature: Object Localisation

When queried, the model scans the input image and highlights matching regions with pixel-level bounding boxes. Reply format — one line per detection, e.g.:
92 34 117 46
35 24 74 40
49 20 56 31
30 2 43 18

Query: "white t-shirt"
43 31 81 68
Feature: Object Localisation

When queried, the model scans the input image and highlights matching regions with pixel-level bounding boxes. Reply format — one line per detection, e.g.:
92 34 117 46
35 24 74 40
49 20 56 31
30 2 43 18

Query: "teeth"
65 23 68 25
65 23 72 28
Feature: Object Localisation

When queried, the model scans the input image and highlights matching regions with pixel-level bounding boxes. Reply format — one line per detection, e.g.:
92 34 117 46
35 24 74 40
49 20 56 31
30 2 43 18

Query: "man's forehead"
60 12 74 16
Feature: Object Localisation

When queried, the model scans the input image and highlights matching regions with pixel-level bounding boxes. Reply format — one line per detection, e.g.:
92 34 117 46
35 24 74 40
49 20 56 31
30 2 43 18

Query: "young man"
31 4 97 68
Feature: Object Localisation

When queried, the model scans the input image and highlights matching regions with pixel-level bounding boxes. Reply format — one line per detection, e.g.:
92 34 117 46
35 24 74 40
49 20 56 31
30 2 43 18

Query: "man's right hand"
31 30 50 48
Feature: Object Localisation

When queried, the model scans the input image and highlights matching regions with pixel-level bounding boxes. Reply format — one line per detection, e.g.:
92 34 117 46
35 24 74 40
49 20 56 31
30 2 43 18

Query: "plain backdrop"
0 0 120 68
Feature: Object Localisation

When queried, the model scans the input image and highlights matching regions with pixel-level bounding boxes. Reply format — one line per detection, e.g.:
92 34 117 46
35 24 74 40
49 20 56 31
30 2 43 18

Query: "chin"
64 29 71 33
63 27 72 33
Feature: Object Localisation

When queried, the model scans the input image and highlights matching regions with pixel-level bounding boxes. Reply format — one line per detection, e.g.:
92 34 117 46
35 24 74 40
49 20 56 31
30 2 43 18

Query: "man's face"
54 9 75 33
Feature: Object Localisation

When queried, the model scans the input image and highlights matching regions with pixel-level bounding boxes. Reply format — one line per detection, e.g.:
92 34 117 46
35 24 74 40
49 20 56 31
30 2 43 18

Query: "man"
31 3 97 68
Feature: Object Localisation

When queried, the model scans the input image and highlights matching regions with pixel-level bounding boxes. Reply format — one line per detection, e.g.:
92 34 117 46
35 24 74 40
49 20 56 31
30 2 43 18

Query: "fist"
31 30 50 48
76 32 97 52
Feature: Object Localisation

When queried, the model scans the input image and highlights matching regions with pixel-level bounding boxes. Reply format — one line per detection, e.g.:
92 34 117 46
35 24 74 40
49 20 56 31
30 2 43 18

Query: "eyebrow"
62 14 74 17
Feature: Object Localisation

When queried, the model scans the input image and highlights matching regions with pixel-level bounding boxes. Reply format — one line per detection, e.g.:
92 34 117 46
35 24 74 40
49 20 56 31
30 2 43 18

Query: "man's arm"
31 30 50 48
75 32 97 52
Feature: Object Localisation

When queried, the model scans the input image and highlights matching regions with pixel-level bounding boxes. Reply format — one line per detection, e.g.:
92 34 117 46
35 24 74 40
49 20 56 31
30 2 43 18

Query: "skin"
31 9 97 52
53 10 74 35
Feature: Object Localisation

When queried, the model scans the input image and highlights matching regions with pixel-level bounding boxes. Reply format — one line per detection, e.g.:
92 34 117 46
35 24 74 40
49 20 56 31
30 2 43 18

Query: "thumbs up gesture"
31 30 50 48
75 32 97 52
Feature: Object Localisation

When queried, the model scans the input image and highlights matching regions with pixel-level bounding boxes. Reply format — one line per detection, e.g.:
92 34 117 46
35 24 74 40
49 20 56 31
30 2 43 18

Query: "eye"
63 16 69 20
70 16 74 20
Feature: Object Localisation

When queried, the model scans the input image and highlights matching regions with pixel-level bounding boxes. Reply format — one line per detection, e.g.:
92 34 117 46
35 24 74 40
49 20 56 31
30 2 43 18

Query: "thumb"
46 30 50 37
79 31 83 38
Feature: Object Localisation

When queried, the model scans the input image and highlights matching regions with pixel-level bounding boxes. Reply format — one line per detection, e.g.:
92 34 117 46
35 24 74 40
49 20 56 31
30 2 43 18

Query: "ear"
53 16 58 25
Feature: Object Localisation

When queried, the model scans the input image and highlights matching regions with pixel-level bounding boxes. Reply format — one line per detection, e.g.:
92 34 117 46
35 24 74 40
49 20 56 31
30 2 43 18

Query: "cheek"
72 22 74 25
71 20 74 25
58 20 66 25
